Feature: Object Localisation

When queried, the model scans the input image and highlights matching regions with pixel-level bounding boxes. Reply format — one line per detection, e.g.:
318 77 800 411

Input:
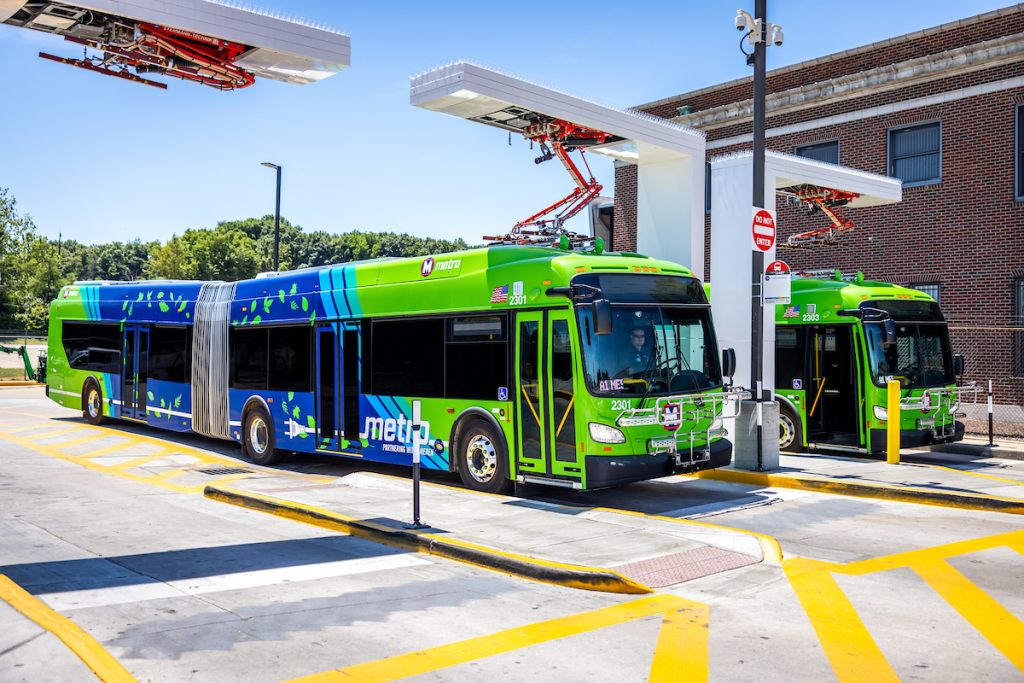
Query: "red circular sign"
766 259 790 274
752 209 776 252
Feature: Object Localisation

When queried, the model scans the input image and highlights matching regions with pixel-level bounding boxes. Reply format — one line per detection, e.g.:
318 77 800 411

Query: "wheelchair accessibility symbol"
498 386 509 401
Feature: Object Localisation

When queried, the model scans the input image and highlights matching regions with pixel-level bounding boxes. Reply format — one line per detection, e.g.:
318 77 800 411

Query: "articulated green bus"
46 245 738 492
774 273 966 454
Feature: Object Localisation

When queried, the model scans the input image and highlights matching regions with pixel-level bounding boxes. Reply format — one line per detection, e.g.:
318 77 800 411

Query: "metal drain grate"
198 466 253 476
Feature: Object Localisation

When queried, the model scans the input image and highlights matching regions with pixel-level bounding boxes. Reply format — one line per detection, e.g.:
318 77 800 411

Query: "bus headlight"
873 405 888 421
589 422 626 443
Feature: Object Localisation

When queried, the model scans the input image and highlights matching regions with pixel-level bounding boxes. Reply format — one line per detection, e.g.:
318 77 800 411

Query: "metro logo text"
361 414 431 453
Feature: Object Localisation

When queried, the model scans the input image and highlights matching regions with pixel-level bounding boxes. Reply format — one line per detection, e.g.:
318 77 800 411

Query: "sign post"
408 400 426 529
750 206 775 471
762 259 791 305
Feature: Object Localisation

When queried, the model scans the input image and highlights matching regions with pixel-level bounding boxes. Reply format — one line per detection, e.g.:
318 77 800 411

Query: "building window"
794 140 839 165
1016 105 1024 201
704 162 711 214
888 122 941 186
911 283 941 304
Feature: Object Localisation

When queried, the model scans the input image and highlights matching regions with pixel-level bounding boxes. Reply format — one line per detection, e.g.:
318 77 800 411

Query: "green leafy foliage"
0 189 471 329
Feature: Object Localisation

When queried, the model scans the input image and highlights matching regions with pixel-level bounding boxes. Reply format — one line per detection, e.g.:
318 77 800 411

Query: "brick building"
612 4 1024 407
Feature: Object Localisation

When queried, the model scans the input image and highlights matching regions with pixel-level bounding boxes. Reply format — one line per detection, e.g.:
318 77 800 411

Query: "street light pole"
261 162 282 271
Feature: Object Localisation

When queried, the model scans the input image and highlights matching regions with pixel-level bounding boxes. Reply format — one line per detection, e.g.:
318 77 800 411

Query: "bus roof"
54 245 701 326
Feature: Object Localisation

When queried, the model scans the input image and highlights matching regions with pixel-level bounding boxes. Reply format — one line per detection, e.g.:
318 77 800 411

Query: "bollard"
886 380 900 464
987 380 994 447
408 400 426 529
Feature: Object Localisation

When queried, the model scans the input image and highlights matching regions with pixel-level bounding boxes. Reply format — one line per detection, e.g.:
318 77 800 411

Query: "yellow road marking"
0 574 136 683
76 438 149 461
783 558 897 682
922 462 1024 489
289 594 708 683
28 426 92 441
785 529 1024 679
109 450 175 471
912 558 1024 671
41 433 109 450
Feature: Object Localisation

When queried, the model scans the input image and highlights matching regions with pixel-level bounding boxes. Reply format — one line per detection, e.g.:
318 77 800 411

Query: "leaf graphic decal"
121 301 128 311
160 398 166 408
301 296 309 312
158 302 170 312
278 290 285 303
173 394 182 408
290 301 298 310
287 392 295 401
289 283 297 295
306 415 316 429
137 293 144 301
240 314 248 325
251 315 262 325
292 406 300 419
157 292 165 299
147 391 154 401
263 297 272 314
309 311 316 323
177 301 187 312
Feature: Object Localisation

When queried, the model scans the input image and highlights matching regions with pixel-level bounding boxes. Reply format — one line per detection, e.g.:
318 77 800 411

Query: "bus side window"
776 326 805 390
268 326 312 392
231 327 269 390
371 318 444 398
445 315 508 401
62 321 120 374
150 326 189 384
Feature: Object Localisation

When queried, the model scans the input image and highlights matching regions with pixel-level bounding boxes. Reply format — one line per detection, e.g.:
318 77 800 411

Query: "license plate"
676 449 710 466
918 418 935 428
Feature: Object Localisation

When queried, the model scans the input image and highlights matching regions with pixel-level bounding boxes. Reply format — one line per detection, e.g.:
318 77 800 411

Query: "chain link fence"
948 322 1024 440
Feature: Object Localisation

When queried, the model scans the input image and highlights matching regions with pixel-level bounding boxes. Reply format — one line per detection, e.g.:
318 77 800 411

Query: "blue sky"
0 1 1009 245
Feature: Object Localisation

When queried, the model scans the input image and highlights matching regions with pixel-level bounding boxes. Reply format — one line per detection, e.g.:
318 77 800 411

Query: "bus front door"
315 324 339 451
121 324 149 420
515 311 581 484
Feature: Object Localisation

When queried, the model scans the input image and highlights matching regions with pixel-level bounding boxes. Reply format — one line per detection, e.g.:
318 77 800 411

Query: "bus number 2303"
802 313 820 322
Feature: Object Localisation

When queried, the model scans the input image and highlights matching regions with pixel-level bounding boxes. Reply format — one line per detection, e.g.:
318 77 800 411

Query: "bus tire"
456 419 511 494
82 380 106 425
242 405 283 466
779 404 804 453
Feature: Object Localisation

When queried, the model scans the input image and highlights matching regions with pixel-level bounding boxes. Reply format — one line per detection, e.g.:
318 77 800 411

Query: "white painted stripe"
146 406 192 419
707 75 1024 150
38 554 430 611
48 388 77 397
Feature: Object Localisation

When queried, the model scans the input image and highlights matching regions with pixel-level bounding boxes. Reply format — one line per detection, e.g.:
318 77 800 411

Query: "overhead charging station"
416 63 906 470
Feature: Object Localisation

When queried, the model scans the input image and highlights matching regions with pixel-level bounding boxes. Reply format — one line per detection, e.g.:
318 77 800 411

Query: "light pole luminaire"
261 162 282 272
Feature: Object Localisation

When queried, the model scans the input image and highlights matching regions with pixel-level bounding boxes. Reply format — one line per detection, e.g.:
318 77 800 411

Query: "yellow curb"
0 381 44 387
0 574 136 682
204 484 652 595
694 468 1024 514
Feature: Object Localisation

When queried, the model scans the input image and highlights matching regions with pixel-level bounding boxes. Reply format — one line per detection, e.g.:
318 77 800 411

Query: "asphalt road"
2 386 1022 682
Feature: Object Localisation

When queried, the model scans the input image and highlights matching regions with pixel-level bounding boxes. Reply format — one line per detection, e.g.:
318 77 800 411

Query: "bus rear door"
122 324 149 420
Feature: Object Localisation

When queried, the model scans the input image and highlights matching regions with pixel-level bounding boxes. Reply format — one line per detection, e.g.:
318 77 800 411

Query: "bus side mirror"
593 299 613 336
883 319 897 347
837 309 863 319
721 348 736 381
954 353 965 377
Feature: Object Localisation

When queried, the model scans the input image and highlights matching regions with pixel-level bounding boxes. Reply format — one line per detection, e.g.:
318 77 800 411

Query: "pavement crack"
0 630 44 657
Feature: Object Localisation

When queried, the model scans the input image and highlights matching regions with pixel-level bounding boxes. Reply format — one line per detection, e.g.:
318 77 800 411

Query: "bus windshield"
577 305 721 397
864 321 954 388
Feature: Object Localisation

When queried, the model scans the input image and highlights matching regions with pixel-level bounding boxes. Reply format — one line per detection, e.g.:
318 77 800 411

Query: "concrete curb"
694 469 1024 515
935 442 1024 462
0 381 43 388
204 484 653 595
0 574 136 682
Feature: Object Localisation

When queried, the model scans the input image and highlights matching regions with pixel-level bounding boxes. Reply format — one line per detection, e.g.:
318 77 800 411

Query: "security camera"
769 24 784 46
734 11 747 31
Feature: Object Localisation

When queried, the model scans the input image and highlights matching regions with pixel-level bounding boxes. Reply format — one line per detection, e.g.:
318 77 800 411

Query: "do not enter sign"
752 208 776 252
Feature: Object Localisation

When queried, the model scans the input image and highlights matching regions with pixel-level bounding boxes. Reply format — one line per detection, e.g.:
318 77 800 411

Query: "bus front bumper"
584 438 733 489
868 420 965 453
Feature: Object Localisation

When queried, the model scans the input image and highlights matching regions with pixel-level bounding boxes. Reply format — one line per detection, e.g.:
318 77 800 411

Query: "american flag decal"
783 305 800 318
490 285 508 304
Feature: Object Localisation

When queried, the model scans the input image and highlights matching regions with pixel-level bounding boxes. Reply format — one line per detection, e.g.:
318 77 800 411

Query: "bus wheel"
456 420 510 494
82 380 106 425
779 405 803 452
243 406 283 466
